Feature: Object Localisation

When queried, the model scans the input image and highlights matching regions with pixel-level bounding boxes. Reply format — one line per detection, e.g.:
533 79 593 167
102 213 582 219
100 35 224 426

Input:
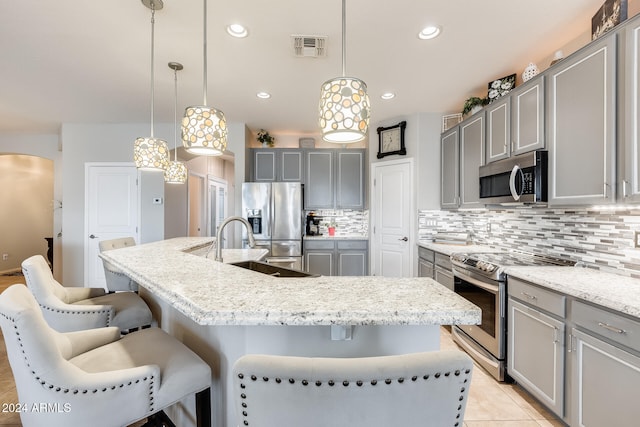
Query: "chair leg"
141 411 176 427
196 388 211 427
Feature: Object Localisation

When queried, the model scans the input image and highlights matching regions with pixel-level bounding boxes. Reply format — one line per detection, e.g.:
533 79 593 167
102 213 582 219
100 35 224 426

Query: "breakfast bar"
100 237 481 427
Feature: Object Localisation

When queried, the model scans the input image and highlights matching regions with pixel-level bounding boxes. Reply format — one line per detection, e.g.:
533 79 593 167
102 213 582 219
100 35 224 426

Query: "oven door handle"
452 267 500 294
509 165 524 201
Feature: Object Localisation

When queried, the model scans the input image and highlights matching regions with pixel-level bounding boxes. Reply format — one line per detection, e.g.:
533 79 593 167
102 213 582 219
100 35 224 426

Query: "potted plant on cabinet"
461 97 488 116
257 129 275 147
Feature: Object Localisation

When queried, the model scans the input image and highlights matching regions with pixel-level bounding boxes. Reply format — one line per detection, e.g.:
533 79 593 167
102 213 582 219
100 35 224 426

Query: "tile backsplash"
419 208 640 278
305 209 369 237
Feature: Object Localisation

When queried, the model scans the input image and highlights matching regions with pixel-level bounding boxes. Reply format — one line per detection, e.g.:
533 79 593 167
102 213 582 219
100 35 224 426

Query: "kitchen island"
100 237 480 427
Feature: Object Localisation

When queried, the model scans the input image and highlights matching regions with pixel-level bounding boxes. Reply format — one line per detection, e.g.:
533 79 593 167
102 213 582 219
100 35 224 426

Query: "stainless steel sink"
230 260 318 278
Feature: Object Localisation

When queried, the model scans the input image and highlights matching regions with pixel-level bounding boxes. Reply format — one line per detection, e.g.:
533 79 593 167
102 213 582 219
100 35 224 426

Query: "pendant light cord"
202 0 208 106
173 68 178 162
149 5 156 138
341 0 346 77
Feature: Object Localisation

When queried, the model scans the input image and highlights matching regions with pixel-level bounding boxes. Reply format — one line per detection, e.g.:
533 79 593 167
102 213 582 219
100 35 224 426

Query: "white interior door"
85 163 138 287
371 159 414 277
207 176 228 244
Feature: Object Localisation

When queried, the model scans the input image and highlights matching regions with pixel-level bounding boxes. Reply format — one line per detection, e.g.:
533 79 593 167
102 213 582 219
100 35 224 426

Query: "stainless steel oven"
451 251 574 382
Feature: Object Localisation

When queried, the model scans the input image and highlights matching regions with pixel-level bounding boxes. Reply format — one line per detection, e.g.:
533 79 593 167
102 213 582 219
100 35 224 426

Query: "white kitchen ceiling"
0 0 608 135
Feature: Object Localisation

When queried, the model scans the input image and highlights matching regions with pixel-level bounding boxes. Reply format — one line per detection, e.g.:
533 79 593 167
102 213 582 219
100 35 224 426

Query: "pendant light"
165 62 188 184
318 0 370 143
134 0 170 171
182 0 227 156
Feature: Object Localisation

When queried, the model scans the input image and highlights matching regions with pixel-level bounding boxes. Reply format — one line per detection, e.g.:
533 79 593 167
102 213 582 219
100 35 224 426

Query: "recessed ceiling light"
418 25 441 40
256 92 271 99
227 24 248 38
381 92 395 100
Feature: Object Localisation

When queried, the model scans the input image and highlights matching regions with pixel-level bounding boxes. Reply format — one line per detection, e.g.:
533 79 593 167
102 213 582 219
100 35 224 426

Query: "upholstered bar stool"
0 284 211 427
233 351 473 427
21 255 152 333
98 237 139 292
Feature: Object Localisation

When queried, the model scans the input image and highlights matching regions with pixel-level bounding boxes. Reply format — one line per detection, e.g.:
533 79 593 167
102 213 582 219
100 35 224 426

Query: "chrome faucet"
215 216 257 262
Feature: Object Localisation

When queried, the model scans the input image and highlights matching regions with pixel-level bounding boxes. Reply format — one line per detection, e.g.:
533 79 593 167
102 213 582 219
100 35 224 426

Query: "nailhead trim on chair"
236 367 472 427
0 312 156 413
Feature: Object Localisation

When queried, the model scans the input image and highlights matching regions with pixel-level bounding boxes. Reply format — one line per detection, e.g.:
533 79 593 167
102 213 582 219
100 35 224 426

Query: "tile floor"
0 274 564 426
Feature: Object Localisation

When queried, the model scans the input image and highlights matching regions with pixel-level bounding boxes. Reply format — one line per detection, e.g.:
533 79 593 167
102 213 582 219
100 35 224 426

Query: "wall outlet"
2 254 8 261
486 223 492 233
635 231 640 248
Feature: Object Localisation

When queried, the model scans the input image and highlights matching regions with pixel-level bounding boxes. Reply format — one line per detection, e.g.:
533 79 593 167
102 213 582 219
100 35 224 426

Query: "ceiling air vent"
291 35 327 58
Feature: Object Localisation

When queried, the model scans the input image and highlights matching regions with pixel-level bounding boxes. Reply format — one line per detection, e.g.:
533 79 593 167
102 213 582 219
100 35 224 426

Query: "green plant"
257 129 275 147
461 97 488 115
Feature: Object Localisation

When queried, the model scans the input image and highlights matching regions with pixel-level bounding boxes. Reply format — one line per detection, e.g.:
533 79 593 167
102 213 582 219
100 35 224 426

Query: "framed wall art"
487 74 516 104
592 0 628 40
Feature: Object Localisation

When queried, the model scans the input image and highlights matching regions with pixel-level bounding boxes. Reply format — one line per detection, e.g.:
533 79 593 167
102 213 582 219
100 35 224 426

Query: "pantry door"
84 163 139 287
371 158 414 277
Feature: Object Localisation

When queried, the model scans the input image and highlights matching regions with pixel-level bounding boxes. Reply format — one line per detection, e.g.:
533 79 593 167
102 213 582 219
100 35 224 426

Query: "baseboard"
0 268 22 276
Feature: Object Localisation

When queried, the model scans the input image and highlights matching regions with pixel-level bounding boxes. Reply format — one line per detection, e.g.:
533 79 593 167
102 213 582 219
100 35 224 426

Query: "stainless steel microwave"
479 150 547 204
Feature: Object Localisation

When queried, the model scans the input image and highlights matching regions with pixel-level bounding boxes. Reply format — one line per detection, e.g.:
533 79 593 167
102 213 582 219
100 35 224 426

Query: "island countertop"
100 237 480 327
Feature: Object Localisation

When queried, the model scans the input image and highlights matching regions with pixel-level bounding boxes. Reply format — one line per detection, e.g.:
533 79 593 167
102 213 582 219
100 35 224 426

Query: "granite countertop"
504 266 640 320
100 237 480 327
417 240 498 256
304 235 368 240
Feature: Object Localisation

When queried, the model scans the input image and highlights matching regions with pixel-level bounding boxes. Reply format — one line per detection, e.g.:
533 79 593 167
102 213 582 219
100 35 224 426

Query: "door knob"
399 236 408 242
89 234 98 239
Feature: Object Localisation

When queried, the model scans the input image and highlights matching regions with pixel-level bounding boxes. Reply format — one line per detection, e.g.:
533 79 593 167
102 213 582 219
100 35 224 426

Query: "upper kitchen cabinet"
485 96 511 163
441 112 484 209
336 150 366 209
619 17 640 202
547 33 616 206
305 149 366 210
511 76 545 156
440 126 460 208
250 149 304 182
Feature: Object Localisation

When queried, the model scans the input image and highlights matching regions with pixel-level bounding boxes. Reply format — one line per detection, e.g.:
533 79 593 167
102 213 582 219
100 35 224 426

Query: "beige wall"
0 154 54 273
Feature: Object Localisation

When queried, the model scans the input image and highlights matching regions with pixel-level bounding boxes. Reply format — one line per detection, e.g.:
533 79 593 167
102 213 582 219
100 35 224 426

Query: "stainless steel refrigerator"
242 182 303 270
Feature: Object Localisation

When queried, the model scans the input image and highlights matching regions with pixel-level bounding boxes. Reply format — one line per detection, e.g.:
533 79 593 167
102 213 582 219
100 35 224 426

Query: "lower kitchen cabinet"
507 276 640 426
568 300 640 426
418 247 434 278
508 297 565 418
304 239 368 276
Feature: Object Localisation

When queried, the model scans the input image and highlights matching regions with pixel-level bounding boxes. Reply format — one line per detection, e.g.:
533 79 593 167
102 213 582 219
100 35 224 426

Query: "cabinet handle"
598 322 626 334
521 291 537 300
553 326 559 344
623 180 629 198
603 182 609 198
567 333 575 353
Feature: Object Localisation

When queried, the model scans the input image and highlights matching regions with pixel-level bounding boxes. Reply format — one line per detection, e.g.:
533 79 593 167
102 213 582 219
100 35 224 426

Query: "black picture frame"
377 121 407 159
592 0 628 40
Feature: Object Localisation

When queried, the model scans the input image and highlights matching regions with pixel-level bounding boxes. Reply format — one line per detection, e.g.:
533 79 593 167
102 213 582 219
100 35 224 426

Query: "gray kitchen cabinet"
417 246 434 278
619 17 640 202
508 277 566 418
305 149 366 210
568 301 640 426
251 149 304 182
434 252 454 291
337 240 368 276
440 126 459 208
336 150 365 209
511 76 545 156
459 114 484 208
485 96 511 163
304 240 334 276
441 113 483 209
305 239 368 276
547 34 616 205
305 150 334 209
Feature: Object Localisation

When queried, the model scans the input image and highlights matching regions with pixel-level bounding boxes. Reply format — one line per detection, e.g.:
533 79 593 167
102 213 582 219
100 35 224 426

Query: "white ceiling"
0 0 608 136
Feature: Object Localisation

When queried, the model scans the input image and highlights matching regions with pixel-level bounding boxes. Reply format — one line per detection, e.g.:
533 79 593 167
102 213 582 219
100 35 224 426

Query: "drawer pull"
521 291 537 300
597 322 626 334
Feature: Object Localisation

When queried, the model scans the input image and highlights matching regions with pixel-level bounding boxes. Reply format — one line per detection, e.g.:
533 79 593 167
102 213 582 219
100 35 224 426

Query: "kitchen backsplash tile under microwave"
418 208 640 278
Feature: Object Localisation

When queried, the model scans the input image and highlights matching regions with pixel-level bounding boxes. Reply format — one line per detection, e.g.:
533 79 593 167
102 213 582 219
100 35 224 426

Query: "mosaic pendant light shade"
165 61 188 184
319 76 370 143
